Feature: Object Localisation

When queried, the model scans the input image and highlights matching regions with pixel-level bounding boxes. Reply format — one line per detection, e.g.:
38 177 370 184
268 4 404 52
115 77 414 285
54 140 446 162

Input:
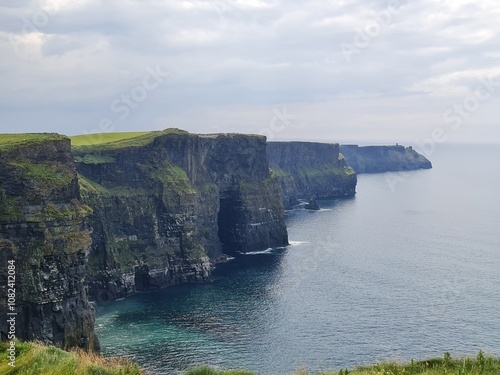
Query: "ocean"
94 143 500 374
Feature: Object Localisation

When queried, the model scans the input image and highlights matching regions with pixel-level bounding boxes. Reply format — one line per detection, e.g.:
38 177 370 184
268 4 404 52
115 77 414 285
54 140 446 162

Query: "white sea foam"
288 241 309 246
238 248 275 255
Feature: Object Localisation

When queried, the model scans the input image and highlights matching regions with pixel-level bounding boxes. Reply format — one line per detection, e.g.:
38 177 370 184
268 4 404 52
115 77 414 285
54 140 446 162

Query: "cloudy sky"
1 0 499 144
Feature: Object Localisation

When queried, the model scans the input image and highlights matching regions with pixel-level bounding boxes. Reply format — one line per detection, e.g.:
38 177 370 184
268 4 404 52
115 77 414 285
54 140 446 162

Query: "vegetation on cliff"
0 134 98 351
0 133 77 206
3 343 497 375
73 129 287 302
0 341 141 375
0 133 67 151
188 352 500 375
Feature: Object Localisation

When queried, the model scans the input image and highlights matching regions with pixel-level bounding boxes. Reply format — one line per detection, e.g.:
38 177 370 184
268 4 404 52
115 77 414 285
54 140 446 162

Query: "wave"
238 248 275 255
288 241 309 246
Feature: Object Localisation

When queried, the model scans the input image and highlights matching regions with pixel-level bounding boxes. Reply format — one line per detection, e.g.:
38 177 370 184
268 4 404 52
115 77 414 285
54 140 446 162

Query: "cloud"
0 0 499 144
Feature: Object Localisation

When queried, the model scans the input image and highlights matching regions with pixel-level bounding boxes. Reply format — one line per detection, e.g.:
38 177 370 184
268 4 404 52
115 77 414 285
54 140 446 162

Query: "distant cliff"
267 142 357 209
0 134 98 351
72 129 288 301
339 145 432 173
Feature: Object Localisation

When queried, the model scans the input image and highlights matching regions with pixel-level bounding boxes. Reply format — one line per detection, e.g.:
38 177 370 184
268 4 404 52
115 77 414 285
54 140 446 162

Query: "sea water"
94 144 500 374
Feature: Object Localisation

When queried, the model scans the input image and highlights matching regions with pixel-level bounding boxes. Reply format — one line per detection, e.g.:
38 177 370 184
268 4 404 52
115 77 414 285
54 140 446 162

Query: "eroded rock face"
266 142 357 209
339 145 432 173
74 131 289 301
0 136 98 351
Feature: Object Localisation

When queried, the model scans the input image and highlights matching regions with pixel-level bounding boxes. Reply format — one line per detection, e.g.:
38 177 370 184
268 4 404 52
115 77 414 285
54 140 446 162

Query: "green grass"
343 166 356 175
74 154 116 164
0 133 67 151
78 174 147 197
0 187 23 221
0 341 142 375
109 239 145 269
270 166 291 178
71 128 189 153
78 159 195 198
1 343 498 375
25 202 92 223
6 159 74 190
140 161 196 195
70 132 150 146
298 165 355 179
186 352 500 375
78 174 111 195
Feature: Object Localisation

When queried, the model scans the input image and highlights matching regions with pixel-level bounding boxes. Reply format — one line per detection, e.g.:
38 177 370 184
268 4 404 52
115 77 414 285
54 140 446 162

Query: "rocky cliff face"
0 134 98 351
266 142 357 209
73 130 288 301
339 145 432 173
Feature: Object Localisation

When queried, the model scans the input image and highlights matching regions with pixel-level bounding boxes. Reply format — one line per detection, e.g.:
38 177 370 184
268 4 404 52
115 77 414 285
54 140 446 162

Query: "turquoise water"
94 144 500 375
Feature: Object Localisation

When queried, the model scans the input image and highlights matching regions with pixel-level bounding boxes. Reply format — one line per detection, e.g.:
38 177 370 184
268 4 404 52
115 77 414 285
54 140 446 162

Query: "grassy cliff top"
0 341 141 375
70 131 150 146
0 133 67 152
70 128 189 152
71 129 267 153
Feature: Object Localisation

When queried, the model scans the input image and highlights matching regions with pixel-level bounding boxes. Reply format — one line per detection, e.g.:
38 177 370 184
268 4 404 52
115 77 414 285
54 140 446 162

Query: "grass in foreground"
186 352 500 375
0 341 141 375
2 342 498 375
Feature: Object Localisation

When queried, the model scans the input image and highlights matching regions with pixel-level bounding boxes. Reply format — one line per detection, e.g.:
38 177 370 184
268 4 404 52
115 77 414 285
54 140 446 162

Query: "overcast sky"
1 0 499 144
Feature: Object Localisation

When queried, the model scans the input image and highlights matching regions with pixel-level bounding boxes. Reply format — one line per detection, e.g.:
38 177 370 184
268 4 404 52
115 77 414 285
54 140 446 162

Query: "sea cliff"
339 145 432 173
0 134 98 350
72 130 289 301
267 142 357 209
0 130 433 351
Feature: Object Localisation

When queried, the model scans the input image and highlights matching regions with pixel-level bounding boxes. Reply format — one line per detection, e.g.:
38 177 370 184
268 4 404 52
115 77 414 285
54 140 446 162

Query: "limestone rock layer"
0 134 98 351
74 130 289 301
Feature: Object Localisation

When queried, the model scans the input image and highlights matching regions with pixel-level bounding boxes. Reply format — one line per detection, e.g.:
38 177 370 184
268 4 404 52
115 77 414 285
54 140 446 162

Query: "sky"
0 0 499 145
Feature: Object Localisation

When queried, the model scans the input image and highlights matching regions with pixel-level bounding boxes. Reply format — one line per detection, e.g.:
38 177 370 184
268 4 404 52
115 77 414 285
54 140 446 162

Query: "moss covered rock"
0 134 98 351
73 130 289 301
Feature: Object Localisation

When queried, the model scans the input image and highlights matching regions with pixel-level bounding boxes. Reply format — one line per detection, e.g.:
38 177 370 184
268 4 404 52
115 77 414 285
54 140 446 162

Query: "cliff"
0 134 98 350
72 129 288 301
339 145 432 173
266 142 357 209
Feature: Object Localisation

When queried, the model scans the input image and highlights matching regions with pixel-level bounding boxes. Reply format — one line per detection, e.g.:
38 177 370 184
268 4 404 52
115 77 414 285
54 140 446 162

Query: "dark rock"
0 135 98 351
339 144 432 173
304 196 320 210
267 142 357 209
74 130 289 301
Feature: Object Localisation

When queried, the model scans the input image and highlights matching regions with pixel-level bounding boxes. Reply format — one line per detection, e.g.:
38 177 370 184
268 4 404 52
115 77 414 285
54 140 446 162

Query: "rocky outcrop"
339 145 432 173
304 196 320 210
0 134 98 351
266 142 357 209
73 129 288 301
